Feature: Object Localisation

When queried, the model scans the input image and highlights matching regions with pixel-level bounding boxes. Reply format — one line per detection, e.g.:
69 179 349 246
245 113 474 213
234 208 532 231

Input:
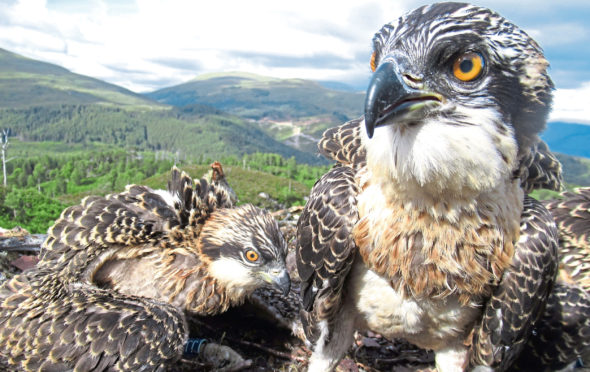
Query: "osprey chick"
297 3 562 371
0 165 290 371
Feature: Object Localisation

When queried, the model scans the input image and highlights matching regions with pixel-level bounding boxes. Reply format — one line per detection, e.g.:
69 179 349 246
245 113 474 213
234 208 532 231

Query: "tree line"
0 149 174 233
0 104 323 165
0 149 328 234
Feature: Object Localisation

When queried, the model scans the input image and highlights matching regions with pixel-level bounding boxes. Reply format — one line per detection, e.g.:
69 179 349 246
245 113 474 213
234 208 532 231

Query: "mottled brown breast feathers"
354 180 522 304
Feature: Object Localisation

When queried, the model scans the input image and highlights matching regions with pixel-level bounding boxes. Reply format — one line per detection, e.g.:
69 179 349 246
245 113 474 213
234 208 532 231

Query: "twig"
0 234 46 253
190 316 306 362
235 338 306 362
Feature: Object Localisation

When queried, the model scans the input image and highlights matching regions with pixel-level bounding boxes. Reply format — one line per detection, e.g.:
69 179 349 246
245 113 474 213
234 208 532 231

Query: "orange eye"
245 250 259 262
370 51 377 72
452 52 484 82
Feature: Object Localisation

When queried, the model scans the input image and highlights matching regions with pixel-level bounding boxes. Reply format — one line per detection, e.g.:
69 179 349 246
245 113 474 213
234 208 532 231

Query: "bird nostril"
403 73 423 84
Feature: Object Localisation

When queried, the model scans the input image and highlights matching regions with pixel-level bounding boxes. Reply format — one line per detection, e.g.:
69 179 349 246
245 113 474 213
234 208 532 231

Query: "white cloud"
550 82 590 124
527 23 588 47
0 0 589 110
0 0 413 91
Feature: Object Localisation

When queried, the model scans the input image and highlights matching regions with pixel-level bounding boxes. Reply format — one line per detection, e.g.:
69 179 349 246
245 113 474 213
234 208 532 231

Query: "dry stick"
235 338 307 362
190 316 307 363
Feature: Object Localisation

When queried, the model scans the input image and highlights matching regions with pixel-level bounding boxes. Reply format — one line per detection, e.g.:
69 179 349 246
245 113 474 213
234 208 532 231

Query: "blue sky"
0 0 589 123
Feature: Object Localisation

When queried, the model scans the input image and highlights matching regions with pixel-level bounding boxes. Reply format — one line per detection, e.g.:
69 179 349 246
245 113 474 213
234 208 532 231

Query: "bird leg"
307 299 358 372
434 342 471 372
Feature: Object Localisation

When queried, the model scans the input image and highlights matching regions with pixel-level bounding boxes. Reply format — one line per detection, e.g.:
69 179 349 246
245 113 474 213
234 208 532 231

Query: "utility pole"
1 129 9 188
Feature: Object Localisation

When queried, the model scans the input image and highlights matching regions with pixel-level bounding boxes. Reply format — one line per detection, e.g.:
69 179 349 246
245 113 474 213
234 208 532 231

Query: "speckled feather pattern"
469 196 559 368
297 164 359 342
0 270 186 372
517 140 563 194
0 165 286 371
546 187 590 291
511 282 590 370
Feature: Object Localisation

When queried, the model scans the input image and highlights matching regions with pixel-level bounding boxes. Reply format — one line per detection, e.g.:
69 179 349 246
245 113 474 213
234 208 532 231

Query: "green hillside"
0 49 322 164
0 104 322 164
0 141 318 233
147 72 364 121
0 48 160 109
145 72 365 145
556 153 590 186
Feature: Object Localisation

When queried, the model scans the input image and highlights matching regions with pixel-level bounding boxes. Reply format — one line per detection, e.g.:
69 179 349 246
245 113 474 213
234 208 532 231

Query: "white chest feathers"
348 260 482 351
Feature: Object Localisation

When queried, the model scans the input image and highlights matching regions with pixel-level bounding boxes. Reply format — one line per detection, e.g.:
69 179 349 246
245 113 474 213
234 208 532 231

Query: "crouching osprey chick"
0 165 290 371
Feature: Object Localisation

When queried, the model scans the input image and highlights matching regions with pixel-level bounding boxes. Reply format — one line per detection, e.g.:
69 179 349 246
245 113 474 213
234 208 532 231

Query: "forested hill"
146 72 364 122
146 72 365 152
0 49 322 164
0 104 322 164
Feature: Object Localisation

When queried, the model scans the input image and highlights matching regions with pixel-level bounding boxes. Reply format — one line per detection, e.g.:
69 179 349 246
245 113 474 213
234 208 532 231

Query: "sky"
0 0 589 124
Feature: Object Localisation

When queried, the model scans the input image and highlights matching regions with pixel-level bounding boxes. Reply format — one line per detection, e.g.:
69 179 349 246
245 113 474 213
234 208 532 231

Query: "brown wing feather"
296 119 367 343
518 139 563 193
318 117 366 169
545 187 590 291
296 165 360 342
0 270 186 371
469 196 559 370
511 282 590 370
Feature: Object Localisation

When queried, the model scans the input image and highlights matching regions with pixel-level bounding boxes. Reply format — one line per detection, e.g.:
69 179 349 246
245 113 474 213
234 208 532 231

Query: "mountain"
145 72 365 152
0 49 321 164
3 47 588 168
146 72 364 121
317 80 364 92
542 121 590 159
0 48 159 109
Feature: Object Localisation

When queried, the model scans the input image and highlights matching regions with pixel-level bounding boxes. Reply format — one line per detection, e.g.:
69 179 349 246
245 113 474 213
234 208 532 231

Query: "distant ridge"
190 71 279 82
145 71 364 123
0 48 159 109
542 121 590 159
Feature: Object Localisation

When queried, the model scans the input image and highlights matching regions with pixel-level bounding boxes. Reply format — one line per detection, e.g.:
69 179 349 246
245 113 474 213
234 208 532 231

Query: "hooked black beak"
261 268 291 295
364 61 443 138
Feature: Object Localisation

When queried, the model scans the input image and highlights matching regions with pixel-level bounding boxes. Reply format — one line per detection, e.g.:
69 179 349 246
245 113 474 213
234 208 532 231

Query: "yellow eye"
245 250 259 262
370 51 377 72
452 52 484 82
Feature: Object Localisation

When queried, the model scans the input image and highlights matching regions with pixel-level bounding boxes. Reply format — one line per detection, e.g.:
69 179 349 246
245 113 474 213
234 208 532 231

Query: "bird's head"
364 2 553 196
199 204 291 298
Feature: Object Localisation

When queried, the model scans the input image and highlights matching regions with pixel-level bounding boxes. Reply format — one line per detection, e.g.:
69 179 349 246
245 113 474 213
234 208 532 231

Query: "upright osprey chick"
296 3 565 371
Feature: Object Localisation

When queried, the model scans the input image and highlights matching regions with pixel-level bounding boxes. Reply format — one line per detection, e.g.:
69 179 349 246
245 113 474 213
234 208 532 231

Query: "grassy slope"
555 152 590 186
